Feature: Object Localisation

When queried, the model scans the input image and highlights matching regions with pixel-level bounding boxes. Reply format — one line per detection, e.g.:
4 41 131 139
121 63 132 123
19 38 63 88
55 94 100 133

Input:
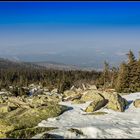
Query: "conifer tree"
110 66 118 88
103 61 110 88
126 49 136 64
135 51 140 91
126 50 138 92
115 62 130 93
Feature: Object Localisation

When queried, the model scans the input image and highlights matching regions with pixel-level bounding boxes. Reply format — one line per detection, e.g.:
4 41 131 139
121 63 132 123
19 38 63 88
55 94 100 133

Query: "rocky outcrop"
85 99 108 112
68 128 84 135
41 133 63 139
0 84 130 138
51 88 58 94
0 104 10 113
0 94 69 139
23 96 48 108
82 84 86 91
44 94 62 103
7 127 57 139
9 94 62 109
8 97 31 109
100 92 128 112
71 99 85 104
0 119 14 138
87 84 97 90
63 90 82 101
0 95 8 104
80 89 128 112
80 90 104 102
133 99 140 108
5 105 66 129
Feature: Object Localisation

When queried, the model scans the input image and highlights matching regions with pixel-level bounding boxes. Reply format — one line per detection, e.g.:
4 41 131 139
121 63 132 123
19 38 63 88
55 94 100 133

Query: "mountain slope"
33 61 81 71
0 58 45 69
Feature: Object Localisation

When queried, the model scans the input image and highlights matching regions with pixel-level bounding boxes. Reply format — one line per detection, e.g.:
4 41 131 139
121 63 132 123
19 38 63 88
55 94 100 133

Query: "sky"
0 1 140 68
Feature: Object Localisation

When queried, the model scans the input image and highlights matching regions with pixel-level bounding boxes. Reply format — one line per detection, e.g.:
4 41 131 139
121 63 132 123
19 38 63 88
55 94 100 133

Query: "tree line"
96 50 140 93
0 66 101 94
0 50 140 95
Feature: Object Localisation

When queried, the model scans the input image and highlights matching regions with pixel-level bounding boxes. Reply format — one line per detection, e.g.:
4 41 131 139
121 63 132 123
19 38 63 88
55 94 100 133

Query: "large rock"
63 90 82 101
2 104 69 130
80 90 104 102
133 99 140 108
0 104 10 113
81 90 128 112
0 104 69 138
87 84 97 90
71 99 85 104
70 86 83 93
63 90 76 97
51 88 58 94
24 96 48 108
70 85 75 90
7 127 57 139
8 97 31 109
100 92 128 112
0 119 14 138
82 84 86 91
0 133 6 138
41 133 63 139
45 94 62 103
29 84 36 89
74 88 83 93
8 102 18 111
0 96 4 104
43 88 49 92
85 99 108 112
25 94 62 108
0 96 8 104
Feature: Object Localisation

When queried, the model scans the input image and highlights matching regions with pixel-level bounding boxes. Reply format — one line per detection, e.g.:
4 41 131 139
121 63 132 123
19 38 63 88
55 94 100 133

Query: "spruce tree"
115 62 130 93
126 50 136 64
127 50 138 92
103 61 110 88
135 51 140 91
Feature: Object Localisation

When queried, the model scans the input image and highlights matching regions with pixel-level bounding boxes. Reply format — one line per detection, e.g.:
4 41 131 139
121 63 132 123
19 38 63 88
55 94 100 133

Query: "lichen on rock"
85 99 108 112
133 99 140 108
100 92 128 112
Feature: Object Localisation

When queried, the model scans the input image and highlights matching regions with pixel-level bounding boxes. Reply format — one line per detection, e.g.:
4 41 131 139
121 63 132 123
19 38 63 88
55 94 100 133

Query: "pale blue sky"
0 2 140 68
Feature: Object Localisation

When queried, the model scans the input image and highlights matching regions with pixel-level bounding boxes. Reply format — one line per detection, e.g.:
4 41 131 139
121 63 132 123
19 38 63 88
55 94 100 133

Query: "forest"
0 50 140 95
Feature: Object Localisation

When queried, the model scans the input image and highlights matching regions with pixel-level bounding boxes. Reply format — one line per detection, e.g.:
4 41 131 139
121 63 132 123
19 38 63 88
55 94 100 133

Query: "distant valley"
0 58 99 71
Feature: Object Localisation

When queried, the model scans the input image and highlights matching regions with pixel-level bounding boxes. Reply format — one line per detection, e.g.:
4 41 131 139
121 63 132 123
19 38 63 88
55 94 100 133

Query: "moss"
63 90 76 98
80 90 104 102
101 92 128 112
106 96 128 112
133 99 140 108
71 99 85 104
6 105 69 130
7 127 57 139
0 104 69 138
85 99 108 112
0 119 14 134
0 132 6 138
0 104 10 113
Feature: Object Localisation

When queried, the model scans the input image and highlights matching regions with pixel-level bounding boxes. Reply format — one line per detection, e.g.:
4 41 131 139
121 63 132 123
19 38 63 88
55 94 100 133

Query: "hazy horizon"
0 2 140 68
